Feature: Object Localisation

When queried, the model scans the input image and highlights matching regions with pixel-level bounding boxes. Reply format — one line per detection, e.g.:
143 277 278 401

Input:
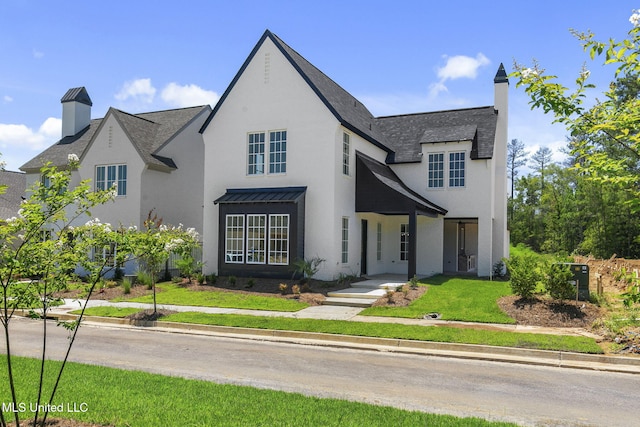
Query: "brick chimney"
61 87 92 138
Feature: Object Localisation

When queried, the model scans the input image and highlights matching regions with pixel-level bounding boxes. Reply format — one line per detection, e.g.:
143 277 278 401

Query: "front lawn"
2 356 519 426
116 282 309 312
160 312 601 353
361 275 515 324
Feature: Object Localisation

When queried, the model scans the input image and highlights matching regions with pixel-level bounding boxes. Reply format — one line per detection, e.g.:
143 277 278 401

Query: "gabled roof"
375 106 498 162
356 152 446 217
0 170 26 219
200 30 503 165
199 30 394 158
21 105 210 172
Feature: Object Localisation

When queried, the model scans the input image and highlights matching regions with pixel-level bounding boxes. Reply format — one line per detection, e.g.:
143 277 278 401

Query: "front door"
361 219 368 276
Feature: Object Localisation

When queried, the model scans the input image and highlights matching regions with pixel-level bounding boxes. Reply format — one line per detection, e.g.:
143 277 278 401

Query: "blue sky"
0 0 637 171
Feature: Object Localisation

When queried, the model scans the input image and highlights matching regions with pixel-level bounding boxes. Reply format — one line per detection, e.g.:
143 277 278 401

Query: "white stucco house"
20 87 211 273
200 30 509 281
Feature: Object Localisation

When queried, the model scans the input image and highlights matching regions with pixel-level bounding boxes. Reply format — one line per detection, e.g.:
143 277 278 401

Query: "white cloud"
428 53 491 101
3 95 13 103
161 83 219 108
32 49 44 59
115 78 156 104
437 53 491 81
0 118 61 151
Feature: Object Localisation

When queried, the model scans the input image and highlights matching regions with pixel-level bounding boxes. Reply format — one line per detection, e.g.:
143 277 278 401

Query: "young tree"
513 10 640 213
0 159 201 426
0 157 125 427
129 210 199 316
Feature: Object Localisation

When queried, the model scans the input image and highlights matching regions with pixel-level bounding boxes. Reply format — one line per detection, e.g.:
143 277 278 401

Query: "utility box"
561 263 590 301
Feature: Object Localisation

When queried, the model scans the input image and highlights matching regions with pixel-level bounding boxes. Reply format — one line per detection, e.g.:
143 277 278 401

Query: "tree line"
509 11 640 259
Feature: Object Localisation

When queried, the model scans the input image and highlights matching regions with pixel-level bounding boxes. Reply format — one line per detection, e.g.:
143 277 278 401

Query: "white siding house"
21 87 211 274
200 30 509 280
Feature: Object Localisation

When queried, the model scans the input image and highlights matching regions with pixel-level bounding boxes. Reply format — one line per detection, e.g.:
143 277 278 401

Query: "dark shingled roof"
0 170 26 219
61 87 92 106
200 30 504 165
21 106 210 172
375 107 498 162
356 152 447 216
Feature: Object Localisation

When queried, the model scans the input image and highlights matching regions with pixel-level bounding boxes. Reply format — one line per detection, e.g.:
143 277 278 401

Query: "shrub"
196 273 206 285
228 275 237 286
504 254 541 299
245 278 255 289
136 270 153 290
292 284 300 296
122 277 132 295
207 273 217 285
176 254 195 281
291 256 325 282
545 263 575 301
409 275 419 290
278 283 288 295
493 260 506 279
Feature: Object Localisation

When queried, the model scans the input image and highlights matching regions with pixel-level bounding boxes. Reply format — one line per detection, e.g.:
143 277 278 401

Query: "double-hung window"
427 153 444 188
449 152 465 187
248 130 286 175
96 164 127 196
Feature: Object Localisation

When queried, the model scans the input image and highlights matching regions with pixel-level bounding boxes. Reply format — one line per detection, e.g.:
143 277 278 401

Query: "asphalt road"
3 317 639 426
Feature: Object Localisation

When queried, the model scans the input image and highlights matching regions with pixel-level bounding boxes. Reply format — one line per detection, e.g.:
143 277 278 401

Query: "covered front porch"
355 152 447 280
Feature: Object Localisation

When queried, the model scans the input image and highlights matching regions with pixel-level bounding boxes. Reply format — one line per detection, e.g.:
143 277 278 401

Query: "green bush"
545 263 575 301
136 270 153 289
122 277 132 295
504 254 541 299
206 273 217 285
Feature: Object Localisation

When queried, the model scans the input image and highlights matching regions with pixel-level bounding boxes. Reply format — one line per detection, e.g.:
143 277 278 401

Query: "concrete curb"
49 312 640 375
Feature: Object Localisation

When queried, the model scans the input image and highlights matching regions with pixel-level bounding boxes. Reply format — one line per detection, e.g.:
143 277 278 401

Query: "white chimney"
61 87 92 138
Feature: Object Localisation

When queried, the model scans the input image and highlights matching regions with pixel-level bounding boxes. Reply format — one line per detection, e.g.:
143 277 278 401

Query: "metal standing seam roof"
214 187 307 204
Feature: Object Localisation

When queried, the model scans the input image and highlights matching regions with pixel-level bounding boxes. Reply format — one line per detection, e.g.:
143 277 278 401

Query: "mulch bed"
497 295 603 328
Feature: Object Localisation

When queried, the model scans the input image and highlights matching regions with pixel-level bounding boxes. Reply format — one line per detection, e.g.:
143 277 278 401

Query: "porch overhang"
214 186 307 204
355 152 447 217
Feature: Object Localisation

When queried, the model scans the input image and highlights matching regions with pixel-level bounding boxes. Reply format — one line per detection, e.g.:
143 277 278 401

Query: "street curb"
49 312 640 375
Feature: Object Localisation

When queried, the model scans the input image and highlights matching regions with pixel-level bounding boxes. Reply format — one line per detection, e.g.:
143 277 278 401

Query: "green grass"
69 306 140 317
161 312 602 353
361 276 515 324
1 356 518 426
117 282 308 312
